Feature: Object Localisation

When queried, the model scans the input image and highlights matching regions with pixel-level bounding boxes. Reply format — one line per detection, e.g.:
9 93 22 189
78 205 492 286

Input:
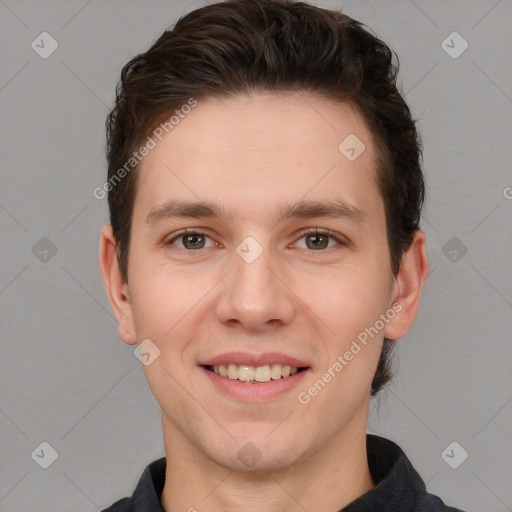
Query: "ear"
384 229 429 341
98 224 138 345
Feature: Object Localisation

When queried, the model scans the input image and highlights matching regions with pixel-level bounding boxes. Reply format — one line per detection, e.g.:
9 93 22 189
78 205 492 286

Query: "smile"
200 364 310 402
203 363 308 383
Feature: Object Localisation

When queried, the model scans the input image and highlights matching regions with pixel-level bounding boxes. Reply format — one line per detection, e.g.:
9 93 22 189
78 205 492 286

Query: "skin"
99 91 429 512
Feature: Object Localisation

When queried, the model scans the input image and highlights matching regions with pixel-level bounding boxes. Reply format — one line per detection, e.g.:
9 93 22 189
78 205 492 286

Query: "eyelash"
164 227 347 252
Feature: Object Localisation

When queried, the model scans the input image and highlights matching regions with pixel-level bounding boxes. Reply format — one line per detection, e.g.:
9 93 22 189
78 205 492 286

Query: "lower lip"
199 366 310 402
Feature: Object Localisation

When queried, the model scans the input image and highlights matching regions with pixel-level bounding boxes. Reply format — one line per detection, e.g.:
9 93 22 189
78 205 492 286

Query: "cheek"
295 261 389 341
297 269 387 408
128 262 201 341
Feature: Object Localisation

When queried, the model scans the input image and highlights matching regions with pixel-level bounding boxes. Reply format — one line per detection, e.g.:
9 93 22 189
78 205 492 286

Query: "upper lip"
199 352 310 368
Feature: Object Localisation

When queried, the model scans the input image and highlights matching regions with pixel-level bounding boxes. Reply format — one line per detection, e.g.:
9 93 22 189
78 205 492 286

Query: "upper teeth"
212 364 299 382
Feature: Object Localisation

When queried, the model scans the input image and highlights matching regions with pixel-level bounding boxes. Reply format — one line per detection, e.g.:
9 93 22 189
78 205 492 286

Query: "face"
105 92 405 471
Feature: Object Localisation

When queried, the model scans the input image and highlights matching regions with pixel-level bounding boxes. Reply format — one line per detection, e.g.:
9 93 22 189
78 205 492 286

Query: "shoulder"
101 497 131 512
365 434 467 512
100 456 167 512
415 493 466 512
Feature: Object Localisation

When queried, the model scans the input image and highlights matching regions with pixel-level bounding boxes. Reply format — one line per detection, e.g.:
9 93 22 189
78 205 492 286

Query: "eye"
164 228 346 252
165 229 217 250
294 228 346 250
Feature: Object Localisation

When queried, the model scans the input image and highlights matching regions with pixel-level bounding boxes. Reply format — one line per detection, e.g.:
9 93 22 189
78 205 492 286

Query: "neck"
160 410 374 512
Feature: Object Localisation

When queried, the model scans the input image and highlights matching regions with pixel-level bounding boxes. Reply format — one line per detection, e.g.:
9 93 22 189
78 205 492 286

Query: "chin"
207 434 308 474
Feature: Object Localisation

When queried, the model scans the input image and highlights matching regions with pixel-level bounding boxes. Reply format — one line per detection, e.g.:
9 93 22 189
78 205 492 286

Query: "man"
98 0 465 510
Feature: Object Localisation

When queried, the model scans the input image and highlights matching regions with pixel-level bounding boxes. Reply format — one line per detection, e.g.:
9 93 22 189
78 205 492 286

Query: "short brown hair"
105 0 425 397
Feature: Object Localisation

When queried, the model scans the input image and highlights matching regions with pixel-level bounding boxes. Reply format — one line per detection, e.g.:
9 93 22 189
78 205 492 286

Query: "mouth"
201 364 309 384
198 352 312 401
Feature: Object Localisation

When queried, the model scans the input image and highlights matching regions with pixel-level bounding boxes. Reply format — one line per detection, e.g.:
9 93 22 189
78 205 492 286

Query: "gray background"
1 0 511 511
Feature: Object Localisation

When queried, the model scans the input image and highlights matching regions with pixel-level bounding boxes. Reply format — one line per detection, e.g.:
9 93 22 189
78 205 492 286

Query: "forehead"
133 91 383 226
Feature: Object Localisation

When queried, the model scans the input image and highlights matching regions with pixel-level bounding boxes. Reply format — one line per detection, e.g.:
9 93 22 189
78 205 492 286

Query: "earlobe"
383 230 429 341
98 224 138 345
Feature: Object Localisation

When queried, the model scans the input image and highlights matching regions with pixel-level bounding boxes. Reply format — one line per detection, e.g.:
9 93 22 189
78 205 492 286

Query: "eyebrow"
145 199 368 226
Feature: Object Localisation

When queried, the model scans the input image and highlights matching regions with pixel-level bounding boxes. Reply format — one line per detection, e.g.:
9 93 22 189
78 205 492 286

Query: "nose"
214 240 295 332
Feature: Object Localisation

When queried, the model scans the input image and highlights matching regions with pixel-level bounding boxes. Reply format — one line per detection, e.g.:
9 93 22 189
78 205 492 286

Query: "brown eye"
166 231 215 251
295 229 345 251
181 233 206 249
305 233 330 249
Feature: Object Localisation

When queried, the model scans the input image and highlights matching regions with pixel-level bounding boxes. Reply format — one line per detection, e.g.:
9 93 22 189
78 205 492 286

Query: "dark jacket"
102 434 466 512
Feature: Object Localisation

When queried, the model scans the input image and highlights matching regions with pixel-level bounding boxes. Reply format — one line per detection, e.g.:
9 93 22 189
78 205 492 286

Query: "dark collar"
102 434 464 512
